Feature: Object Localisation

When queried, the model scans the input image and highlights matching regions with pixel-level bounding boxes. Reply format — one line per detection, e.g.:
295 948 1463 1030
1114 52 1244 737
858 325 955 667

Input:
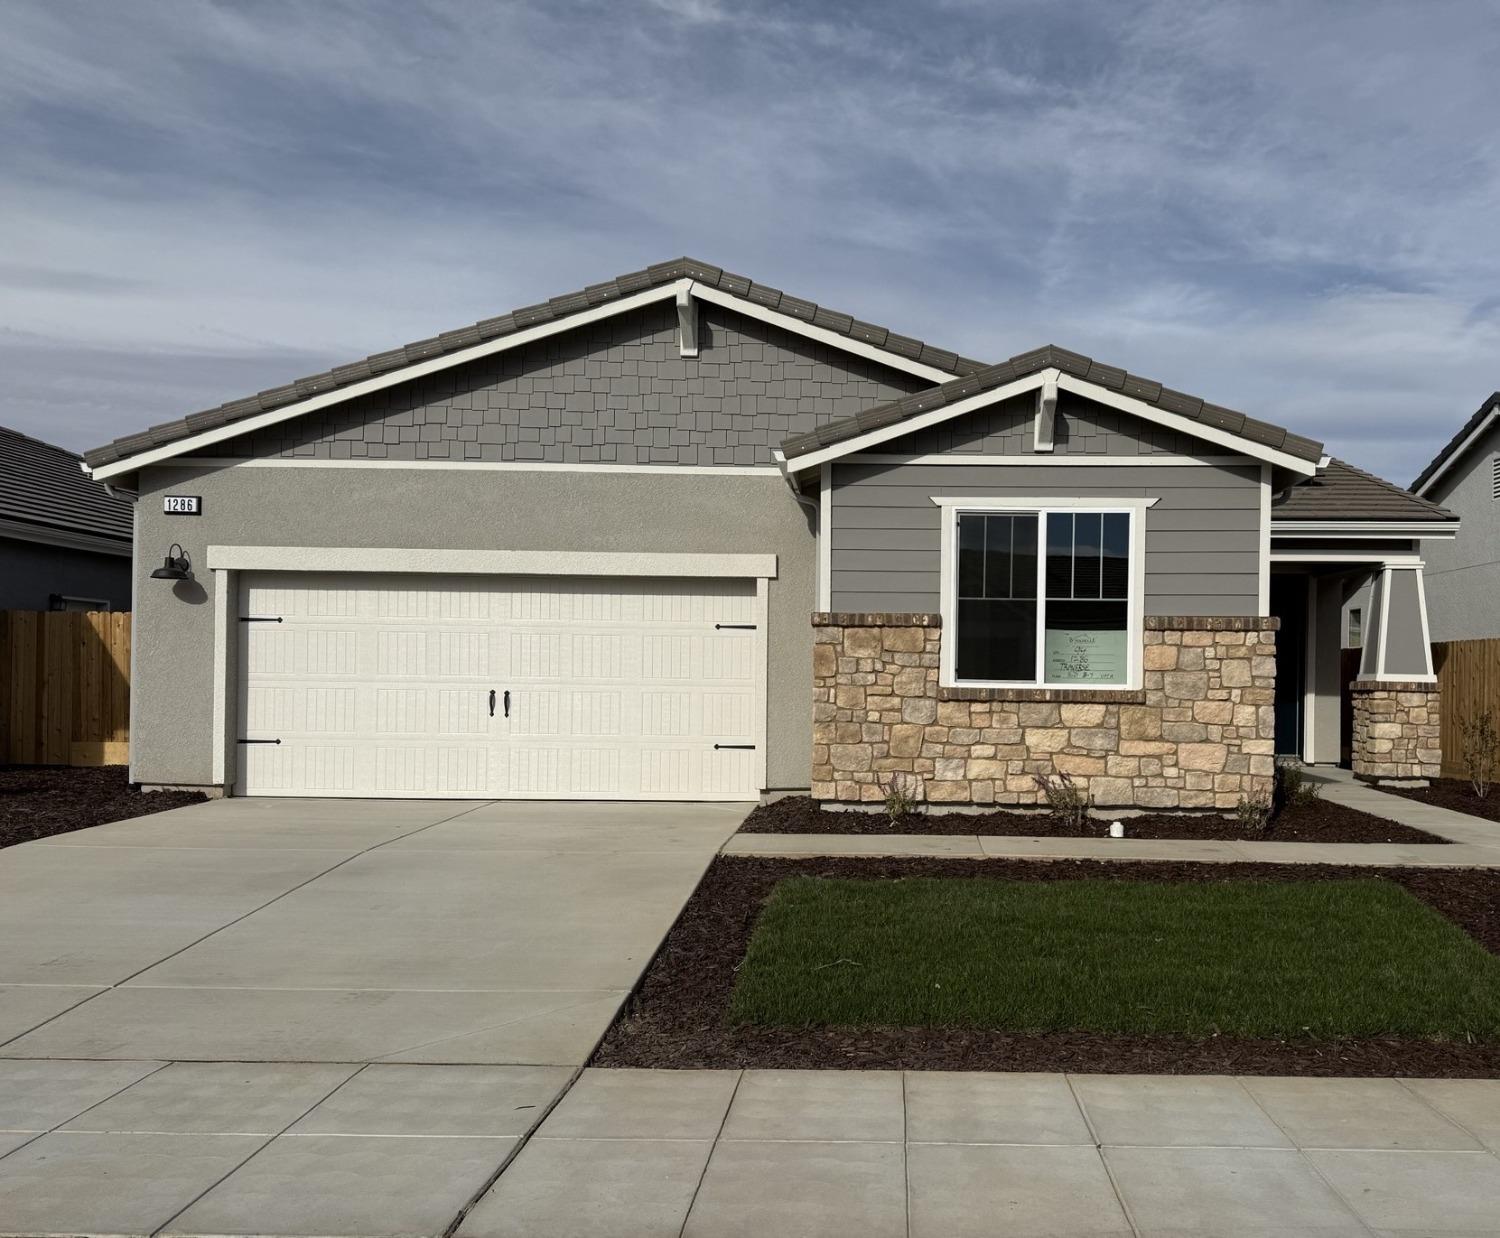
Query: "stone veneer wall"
1350 681 1441 782
811 613 1279 809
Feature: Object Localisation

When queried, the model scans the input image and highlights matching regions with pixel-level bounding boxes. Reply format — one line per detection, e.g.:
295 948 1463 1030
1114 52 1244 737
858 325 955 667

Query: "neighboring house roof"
0 425 132 549
1409 391 1500 496
777 343 1326 468
1272 457 1455 523
82 257 988 473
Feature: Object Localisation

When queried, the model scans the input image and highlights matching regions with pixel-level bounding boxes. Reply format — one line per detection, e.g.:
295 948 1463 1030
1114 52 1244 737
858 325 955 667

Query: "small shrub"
1458 710 1499 800
1235 789 1273 834
1276 760 1321 807
882 771 921 824
1033 771 1091 830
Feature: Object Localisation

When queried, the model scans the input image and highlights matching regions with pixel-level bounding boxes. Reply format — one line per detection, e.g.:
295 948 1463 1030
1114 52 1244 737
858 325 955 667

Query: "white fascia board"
687 283 958 384
0 517 131 557
782 373 1051 474
206 546 778 579
91 276 963 484
182 457 785 477
846 452 1254 467
85 281 693 482
1270 550 1424 565
1413 407 1497 496
1053 374 1319 475
1271 521 1459 539
782 369 1321 477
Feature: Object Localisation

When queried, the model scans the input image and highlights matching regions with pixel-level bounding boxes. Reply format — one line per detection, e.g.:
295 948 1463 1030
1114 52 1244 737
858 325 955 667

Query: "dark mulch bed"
0 765 206 848
740 794 1445 844
1376 777 1500 825
592 855 1500 1077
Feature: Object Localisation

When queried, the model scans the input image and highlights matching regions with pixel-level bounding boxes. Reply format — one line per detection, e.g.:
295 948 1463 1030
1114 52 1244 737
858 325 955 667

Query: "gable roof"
82 257 986 475
1273 457 1455 524
1410 391 1500 496
777 343 1326 469
0 425 131 545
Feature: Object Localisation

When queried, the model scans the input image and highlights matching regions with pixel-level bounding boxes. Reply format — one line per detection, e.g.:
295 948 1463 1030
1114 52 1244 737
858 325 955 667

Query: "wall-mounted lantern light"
150 544 193 581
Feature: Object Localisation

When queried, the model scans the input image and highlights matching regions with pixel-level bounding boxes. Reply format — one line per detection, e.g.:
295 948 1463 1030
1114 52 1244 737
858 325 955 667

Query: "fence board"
1 610 131 766
1434 638 1500 781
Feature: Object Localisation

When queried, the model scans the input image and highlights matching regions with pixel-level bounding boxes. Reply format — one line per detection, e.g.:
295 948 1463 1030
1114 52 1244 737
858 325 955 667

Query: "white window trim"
932 496 1157 691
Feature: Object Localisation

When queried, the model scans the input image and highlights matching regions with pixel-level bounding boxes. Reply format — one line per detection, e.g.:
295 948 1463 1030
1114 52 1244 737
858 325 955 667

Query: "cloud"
1 0 1496 485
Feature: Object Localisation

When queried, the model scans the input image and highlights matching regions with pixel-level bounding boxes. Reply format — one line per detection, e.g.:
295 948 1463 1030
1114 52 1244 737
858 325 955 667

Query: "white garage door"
235 572 762 800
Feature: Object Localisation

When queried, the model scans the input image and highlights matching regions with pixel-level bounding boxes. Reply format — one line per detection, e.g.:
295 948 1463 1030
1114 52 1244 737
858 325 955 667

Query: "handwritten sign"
1045 628 1126 684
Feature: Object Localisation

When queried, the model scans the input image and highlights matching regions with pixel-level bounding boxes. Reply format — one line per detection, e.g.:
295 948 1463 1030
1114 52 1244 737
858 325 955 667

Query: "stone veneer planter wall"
811 612 1279 809
1349 680 1441 783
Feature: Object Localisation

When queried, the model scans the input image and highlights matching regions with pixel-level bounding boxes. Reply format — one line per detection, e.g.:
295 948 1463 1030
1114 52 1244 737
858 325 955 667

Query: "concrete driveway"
0 796 747 1237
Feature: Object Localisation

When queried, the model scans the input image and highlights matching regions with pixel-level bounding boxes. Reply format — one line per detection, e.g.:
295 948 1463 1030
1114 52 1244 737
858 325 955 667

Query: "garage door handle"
503 690 511 718
714 623 756 630
714 743 756 750
489 689 496 718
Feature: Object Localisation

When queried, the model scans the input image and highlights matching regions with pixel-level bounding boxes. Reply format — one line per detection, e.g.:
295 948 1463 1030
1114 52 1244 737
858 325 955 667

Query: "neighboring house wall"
1420 420 1500 641
0 537 130 611
892 390 1204 457
829 459 1262 614
198 302 930 467
131 461 815 791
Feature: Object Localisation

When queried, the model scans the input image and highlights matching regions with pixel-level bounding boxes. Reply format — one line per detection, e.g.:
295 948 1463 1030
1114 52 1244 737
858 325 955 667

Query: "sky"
2 0 1497 487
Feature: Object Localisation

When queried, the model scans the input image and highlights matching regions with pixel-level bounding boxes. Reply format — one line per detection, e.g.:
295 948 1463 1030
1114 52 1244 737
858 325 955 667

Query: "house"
1 425 132 613
1409 392 1500 641
80 258 1457 804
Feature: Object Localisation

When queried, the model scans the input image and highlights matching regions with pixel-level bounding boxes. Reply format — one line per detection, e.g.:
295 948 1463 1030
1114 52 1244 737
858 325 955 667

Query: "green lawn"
728 877 1500 1039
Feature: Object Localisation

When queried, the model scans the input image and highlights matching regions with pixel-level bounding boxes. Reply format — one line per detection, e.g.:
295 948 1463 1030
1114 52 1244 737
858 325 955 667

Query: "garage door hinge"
714 623 757 630
237 738 282 745
238 616 284 623
713 743 756 750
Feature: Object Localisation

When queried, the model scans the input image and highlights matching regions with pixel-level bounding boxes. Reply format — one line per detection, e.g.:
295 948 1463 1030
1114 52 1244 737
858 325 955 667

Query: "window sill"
937 685 1146 703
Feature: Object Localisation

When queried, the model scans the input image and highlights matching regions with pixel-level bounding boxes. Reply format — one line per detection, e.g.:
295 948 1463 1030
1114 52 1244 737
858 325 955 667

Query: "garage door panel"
237 572 761 799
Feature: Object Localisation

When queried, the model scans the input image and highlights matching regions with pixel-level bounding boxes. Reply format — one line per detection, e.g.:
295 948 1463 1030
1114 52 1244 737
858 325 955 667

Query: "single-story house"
1 424 132 613
1407 391 1500 641
81 258 1457 805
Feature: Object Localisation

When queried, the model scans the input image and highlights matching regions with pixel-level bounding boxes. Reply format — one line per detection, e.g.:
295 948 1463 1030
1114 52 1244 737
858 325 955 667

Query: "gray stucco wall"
893 390 1202 457
0 536 131 611
132 462 815 792
1308 573 1351 763
829 460 1263 614
197 301 929 468
1420 420 1500 641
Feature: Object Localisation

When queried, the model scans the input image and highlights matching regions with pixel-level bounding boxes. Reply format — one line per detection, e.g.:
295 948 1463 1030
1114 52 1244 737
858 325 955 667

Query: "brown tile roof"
1410 391 1500 494
0 425 131 541
1273 457 1455 523
82 258 986 470
778 343 1326 465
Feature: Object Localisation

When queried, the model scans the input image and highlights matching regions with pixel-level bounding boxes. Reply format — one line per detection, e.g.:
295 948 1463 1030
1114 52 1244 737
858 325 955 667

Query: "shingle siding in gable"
200 302 931 466
886 391 1202 457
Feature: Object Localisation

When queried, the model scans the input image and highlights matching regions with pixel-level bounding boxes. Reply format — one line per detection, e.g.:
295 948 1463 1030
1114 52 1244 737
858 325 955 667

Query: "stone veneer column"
1350 680 1441 783
811 612 1278 809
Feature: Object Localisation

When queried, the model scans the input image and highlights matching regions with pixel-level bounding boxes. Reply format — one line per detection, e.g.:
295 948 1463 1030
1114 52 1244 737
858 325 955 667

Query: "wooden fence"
0 610 131 766
1433 638 1500 781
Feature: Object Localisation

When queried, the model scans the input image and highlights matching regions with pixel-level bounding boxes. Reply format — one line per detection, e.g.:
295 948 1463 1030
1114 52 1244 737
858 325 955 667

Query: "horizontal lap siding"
830 462 1261 615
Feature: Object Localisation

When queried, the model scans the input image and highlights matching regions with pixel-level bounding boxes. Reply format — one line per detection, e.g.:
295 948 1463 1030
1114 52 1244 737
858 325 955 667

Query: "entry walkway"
723 768 1500 867
462 1067 1500 1237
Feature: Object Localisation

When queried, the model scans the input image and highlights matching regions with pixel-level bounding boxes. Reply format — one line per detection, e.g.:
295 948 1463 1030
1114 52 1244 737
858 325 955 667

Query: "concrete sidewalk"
724 767 1500 867
462 1067 1500 1237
